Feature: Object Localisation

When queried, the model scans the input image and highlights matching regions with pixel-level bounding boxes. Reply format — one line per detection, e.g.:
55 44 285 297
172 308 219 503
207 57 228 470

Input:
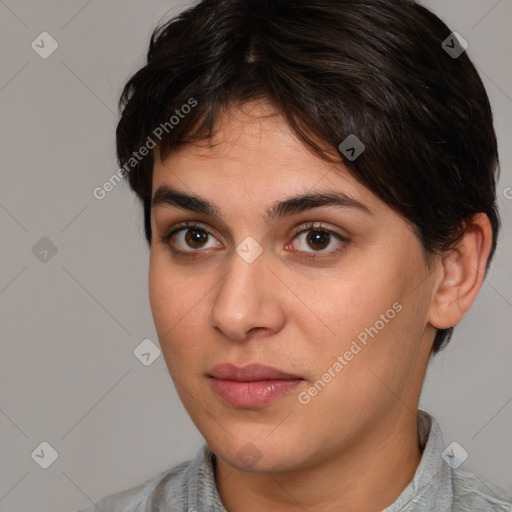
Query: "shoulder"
74 457 193 512
451 465 512 512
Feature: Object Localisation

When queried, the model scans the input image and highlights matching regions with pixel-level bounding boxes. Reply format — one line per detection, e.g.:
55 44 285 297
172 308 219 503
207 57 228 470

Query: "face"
149 101 439 474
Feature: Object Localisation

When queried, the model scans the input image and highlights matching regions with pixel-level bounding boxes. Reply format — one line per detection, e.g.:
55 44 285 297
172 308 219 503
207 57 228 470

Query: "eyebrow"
151 184 372 223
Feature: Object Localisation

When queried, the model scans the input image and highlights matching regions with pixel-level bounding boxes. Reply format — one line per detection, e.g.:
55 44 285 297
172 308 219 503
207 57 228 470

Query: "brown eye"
161 221 222 254
184 228 210 249
305 230 331 251
292 225 345 255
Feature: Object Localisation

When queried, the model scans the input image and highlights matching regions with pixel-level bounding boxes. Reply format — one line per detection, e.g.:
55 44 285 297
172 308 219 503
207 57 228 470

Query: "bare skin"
148 101 492 512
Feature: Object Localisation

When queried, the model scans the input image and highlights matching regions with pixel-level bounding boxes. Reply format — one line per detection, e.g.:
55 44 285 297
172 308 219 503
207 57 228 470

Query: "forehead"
151 101 378 211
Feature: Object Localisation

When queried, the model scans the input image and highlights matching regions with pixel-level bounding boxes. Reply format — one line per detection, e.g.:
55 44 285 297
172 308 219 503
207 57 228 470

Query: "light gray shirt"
76 410 512 511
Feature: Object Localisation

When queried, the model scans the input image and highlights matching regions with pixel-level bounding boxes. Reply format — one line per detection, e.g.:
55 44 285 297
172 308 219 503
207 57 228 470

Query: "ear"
428 213 493 330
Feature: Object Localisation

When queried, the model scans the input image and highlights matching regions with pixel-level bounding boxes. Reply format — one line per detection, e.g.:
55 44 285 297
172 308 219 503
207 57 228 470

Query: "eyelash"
159 221 349 259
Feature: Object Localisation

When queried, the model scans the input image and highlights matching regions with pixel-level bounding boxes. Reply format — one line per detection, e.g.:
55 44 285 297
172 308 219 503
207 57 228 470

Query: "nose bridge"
209 244 282 340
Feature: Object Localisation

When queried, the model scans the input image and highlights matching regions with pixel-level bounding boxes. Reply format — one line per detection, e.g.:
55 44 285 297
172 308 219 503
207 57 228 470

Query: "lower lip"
210 378 303 407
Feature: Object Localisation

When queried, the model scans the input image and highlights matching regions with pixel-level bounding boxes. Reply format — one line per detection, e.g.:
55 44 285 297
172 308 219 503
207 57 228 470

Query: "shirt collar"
382 410 453 511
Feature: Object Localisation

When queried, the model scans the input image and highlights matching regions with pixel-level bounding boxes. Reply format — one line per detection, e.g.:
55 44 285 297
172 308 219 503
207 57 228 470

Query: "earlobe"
428 213 493 330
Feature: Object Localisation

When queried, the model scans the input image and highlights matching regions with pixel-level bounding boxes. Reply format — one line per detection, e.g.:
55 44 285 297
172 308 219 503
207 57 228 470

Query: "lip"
210 379 303 407
208 364 304 407
208 363 302 381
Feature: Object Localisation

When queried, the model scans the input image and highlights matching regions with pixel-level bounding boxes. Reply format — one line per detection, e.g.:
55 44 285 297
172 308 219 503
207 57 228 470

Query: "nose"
208 248 286 342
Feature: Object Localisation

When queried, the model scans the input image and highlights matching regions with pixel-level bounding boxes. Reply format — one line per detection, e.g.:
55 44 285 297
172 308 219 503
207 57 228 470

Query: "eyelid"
286 221 348 258
160 220 349 257
290 221 348 240
160 220 216 242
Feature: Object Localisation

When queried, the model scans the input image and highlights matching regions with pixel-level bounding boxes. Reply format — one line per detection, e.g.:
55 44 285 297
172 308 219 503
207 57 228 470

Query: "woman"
78 0 512 510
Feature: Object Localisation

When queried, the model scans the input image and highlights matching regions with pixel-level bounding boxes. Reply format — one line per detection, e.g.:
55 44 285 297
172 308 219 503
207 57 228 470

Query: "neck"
215 409 423 512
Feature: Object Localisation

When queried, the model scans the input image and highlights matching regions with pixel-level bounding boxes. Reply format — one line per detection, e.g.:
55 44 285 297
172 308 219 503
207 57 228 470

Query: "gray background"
0 1 510 511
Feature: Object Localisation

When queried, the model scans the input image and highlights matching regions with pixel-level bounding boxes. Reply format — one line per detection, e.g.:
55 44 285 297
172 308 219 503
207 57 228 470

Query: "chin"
211 435 306 474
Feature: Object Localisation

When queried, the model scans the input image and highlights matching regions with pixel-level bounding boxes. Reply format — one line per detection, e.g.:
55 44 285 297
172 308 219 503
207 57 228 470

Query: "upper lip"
208 363 302 381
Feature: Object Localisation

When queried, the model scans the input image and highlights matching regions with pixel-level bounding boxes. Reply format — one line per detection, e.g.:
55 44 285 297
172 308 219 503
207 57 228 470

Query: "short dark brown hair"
116 0 500 354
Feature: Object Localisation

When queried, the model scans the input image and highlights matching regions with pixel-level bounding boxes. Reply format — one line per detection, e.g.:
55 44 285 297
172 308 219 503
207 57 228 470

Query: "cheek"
149 255 197 333
296 267 400 351
148 259 172 335
299 259 425 389
148 255 212 371
298 298 422 436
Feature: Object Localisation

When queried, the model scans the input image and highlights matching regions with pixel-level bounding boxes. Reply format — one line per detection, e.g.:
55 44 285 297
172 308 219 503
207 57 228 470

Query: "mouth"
208 363 305 407
208 363 302 381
